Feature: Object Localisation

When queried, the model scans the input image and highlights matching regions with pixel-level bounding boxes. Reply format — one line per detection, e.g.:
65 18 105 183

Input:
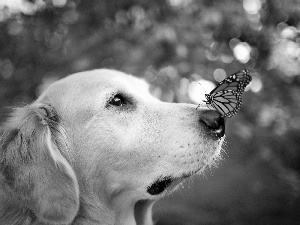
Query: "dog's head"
0 69 225 224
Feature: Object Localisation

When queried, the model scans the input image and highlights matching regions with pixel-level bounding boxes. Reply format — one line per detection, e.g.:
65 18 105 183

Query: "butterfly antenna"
198 82 206 93
196 81 206 110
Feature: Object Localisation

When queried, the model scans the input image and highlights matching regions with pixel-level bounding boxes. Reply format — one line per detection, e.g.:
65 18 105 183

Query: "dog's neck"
74 176 155 225
74 193 154 225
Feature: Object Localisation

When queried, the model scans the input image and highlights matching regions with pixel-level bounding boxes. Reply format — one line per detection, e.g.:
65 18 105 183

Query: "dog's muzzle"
200 110 225 138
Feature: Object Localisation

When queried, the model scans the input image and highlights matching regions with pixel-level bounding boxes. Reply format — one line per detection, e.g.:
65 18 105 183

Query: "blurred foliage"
1 0 300 224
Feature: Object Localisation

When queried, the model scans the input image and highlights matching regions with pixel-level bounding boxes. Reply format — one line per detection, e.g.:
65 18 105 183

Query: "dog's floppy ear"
0 103 79 224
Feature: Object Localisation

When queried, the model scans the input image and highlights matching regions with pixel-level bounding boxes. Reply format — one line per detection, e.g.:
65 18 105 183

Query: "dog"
0 69 225 225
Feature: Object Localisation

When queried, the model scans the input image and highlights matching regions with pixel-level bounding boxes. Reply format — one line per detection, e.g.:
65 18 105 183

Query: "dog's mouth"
147 173 192 196
147 176 173 195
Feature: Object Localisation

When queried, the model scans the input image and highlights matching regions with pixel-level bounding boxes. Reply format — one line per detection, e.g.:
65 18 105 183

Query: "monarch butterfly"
200 69 252 118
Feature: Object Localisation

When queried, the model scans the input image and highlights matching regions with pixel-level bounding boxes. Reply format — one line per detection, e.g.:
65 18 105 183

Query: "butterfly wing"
208 90 242 118
209 69 252 94
205 69 252 118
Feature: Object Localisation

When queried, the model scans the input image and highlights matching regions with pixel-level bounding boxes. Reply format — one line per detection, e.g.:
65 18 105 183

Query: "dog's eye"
109 94 126 107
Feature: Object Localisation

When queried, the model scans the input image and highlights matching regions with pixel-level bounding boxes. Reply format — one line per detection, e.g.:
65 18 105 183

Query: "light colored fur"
0 69 224 225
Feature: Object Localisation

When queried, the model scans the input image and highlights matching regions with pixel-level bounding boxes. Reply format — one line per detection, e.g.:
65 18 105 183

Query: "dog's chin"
147 173 192 196
146 136 225 196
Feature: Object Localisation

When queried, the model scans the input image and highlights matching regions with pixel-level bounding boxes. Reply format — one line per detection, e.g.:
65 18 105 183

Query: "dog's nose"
199 110 225 138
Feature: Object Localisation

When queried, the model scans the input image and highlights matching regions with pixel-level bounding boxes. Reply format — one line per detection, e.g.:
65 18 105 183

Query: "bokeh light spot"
221 54 234 64
0 0 46 15
213 68 226 82
53 0 67 8
233 42 251 63
168 0 192 8
243 0 261 15
281 26 297 39
249 76 263 93
205 50 218 61
188 79 215 103
229 38 240 49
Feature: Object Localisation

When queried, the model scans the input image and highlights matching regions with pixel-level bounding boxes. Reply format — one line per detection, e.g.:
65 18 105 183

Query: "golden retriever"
0 69 225 225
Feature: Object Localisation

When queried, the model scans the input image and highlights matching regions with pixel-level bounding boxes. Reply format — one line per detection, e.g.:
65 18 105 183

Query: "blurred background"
0 0 300 224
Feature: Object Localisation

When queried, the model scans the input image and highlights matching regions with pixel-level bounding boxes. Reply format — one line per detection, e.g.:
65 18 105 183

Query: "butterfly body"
201 69 252 118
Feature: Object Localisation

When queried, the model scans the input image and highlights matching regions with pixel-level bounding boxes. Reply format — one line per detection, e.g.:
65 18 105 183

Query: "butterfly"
199 69 252 118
